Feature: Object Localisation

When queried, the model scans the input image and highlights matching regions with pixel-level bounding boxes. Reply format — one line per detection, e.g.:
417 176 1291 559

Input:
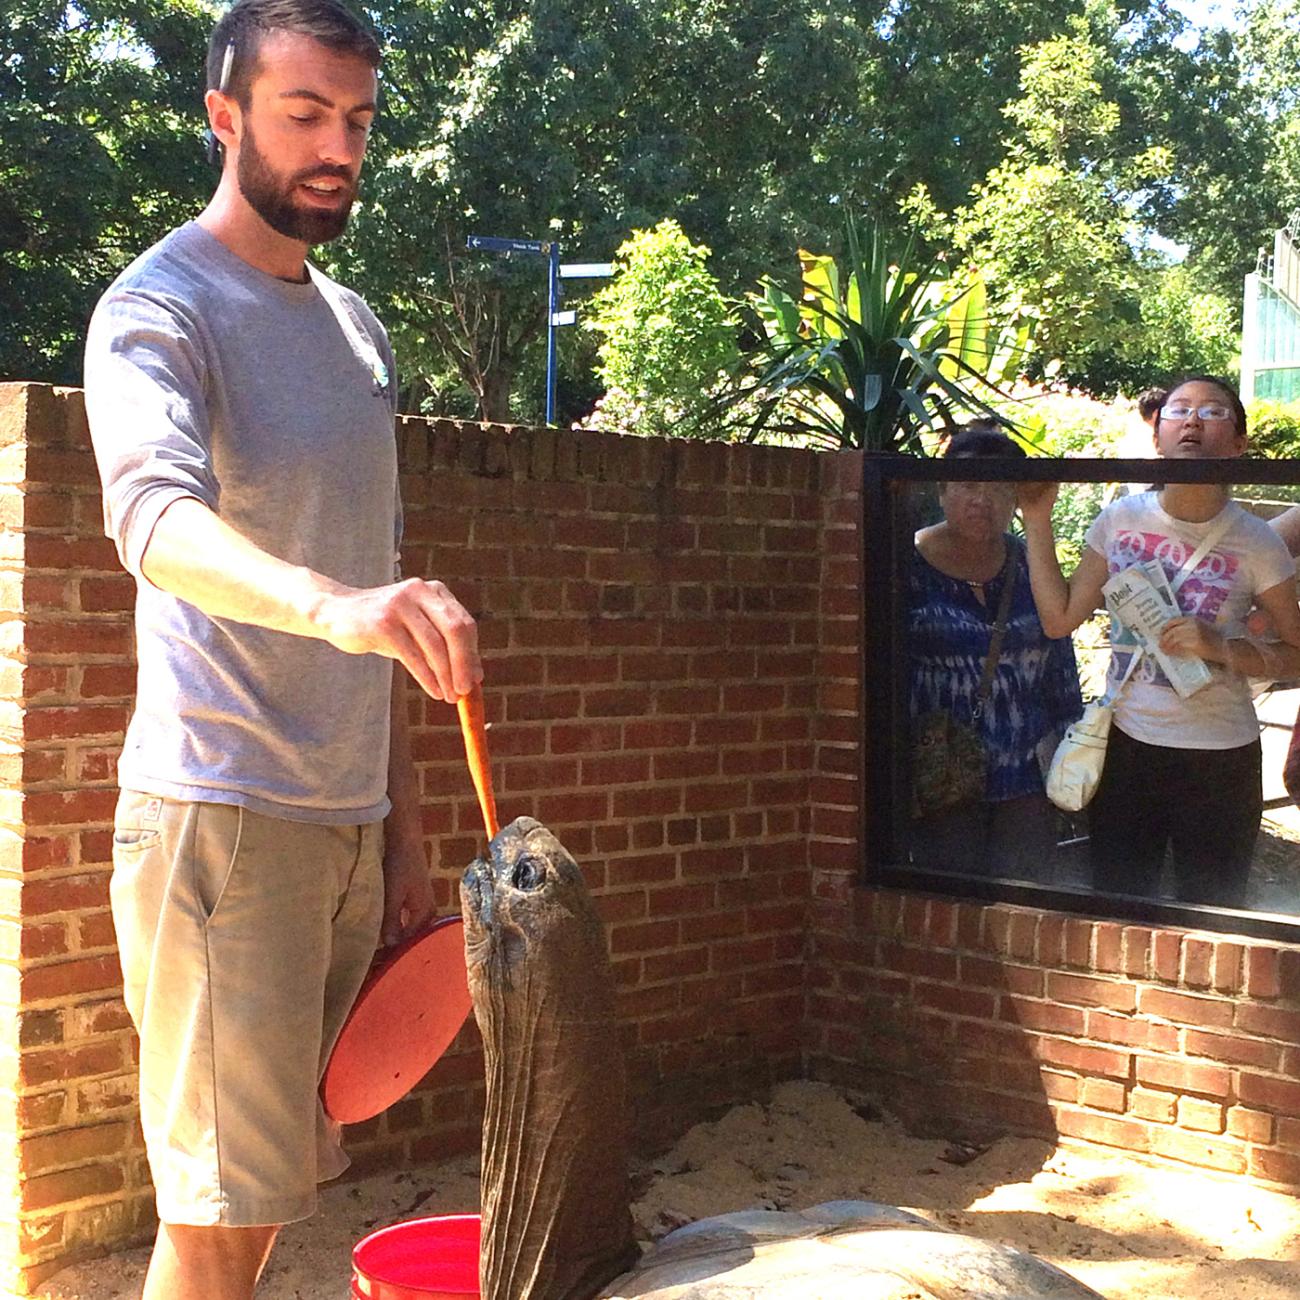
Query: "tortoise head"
459 816 602 989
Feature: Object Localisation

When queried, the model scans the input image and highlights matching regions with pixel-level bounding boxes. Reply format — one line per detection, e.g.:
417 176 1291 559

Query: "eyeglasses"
1160 403 1234 422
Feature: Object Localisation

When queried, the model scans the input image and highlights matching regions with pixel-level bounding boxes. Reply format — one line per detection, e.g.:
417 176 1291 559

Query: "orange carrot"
457 684 500 840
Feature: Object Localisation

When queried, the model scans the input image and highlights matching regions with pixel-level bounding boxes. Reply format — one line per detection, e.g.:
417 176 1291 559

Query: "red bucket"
351 1213 480 1300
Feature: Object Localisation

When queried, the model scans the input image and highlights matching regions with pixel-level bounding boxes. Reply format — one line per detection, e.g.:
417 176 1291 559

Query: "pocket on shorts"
113 827 161 852
112 792 164 857
190 803 246 926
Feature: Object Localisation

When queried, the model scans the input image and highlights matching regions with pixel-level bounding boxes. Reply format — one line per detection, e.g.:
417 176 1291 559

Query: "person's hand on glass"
1016 480 1058 524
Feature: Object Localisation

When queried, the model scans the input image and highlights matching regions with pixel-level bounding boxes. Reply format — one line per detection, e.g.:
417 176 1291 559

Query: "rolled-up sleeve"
84 288 221 580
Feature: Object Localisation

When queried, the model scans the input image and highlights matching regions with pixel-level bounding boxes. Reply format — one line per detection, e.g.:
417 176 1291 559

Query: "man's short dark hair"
1136 387 1168 426
207 0 381 107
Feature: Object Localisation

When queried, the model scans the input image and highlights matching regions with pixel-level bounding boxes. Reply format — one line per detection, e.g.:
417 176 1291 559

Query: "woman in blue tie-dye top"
909 426 1083 878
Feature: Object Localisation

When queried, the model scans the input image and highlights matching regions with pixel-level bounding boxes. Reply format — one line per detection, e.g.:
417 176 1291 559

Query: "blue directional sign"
466 233 610 425
466 235 547 256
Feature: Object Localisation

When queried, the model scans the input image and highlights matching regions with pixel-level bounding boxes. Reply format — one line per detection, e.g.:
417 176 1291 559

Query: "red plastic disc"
323 917 472 1124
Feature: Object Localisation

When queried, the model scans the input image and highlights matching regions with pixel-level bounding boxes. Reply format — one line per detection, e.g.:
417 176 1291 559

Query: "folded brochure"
1101 563 1213 699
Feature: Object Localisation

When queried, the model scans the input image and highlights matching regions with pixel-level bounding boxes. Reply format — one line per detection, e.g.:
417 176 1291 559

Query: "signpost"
466 235 545 256
467 234 613 424
558 263 614 280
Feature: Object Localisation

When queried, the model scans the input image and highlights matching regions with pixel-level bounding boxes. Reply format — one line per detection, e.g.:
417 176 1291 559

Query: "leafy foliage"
336 0 862 420
929 2 1265 396
6 0 1300 416
717 216 1027 452
0 0 211 382
949 6 1145 385
1090 264 1240 393
1239 0 1300 255
827 0 1104 220
1248 401 1300 460
1130 5 1294 301
582 220 734 437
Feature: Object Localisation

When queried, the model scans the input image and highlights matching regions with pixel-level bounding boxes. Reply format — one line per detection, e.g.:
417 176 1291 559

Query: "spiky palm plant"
721 216 1031 453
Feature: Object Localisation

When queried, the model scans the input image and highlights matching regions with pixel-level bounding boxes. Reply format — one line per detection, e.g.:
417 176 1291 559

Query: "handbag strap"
971 544 1018 720
1168 507 1235 599
1103 644 1144 705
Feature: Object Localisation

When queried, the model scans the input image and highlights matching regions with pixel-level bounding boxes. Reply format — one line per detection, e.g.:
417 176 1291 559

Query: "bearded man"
82 3 480 1297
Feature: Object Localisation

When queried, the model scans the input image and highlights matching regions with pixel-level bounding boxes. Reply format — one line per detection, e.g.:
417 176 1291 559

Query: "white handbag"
1044 510 1235 813
1045 649 1141 812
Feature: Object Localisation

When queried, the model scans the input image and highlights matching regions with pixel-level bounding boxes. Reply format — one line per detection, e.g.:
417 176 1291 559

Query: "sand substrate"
32 1081 1300 1299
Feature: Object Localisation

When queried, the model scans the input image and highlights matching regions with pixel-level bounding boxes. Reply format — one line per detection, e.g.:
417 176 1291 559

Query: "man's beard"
237 122 357 245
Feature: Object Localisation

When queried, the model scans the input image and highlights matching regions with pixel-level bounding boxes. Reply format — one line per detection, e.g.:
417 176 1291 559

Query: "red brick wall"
2 381 1298 1291
0 384 149 1293
807 892 1300 1182
0 384 819 1288
346 416 821 1171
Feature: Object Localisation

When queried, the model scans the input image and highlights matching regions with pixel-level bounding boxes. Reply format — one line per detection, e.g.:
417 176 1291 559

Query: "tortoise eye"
511 855 546 891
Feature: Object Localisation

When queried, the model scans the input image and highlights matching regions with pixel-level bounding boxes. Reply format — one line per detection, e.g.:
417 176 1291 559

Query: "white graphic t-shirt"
1085 492 1295 749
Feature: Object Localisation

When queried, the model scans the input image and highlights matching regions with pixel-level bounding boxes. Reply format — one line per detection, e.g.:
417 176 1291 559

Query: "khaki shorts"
111 790 384 1227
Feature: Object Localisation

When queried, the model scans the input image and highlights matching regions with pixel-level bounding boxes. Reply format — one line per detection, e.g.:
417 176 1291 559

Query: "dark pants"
1089 726 1261 909
911 792 1060 881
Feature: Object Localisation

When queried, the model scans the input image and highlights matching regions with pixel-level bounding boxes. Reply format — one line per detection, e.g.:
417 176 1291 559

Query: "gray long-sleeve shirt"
84 222 401 823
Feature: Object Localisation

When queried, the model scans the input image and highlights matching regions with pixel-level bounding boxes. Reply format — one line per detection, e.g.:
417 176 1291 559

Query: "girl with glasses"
1019 375 1300 908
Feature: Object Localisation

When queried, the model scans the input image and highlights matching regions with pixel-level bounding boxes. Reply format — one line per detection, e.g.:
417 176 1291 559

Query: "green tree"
828 0 1100 219
338 0 861 420
950 5 1146 384
0 0 211 383
1123 17 1284 299
1100 263 1240 391
1240 0 1300 230
583 220 734 437
6 0 1288 416
1249 399 1300 460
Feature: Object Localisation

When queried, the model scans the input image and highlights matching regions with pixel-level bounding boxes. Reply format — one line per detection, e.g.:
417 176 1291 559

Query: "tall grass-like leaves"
718 216 1030 453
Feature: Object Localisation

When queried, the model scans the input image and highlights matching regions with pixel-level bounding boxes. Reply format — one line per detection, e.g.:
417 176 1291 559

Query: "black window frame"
862 454 1300 943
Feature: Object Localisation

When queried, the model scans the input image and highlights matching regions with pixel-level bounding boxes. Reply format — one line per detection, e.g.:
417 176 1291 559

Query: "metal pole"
545 242 560 425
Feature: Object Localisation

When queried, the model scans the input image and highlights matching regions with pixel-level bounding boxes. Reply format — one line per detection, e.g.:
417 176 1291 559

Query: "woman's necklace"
954 544 1006 588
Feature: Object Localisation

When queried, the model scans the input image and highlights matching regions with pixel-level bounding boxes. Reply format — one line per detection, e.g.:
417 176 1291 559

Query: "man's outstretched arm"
140 496 481 701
